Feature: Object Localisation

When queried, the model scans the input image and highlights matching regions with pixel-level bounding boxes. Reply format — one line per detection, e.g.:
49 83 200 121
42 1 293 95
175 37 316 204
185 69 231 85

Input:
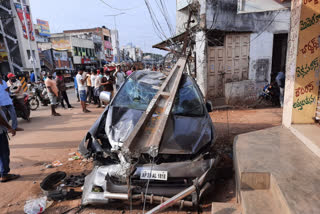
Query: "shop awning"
152 31 188 51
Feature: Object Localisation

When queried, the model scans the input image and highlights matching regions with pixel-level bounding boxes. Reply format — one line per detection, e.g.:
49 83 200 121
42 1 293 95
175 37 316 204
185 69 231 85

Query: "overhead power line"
98 0 136 11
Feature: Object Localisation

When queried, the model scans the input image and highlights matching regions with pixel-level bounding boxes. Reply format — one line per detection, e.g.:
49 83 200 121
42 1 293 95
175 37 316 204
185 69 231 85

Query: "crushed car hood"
105 106 214 155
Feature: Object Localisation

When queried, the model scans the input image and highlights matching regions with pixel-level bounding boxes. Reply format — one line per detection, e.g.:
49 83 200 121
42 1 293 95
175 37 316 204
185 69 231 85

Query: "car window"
172 76 204 116
113 75 204 116
113 78 158 111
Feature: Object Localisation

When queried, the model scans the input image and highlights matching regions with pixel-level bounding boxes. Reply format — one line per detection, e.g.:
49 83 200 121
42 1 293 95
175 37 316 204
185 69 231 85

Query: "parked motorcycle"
255 83 280 107
5 93 31 122
28 83 50 111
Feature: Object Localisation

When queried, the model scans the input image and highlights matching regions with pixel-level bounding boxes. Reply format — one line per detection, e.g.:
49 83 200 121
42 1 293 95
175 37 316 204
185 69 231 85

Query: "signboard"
237 0 290 14
15 3 35 41
36 19 50 37
0 42 8 63
289 0 320 123
104 41 113 49
52 50 70 69
81 57 97 64
51 38 71 50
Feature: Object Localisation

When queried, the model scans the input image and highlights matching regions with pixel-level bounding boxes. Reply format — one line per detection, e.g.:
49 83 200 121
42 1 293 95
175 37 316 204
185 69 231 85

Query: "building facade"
121 43 143 62
175 0 291 105
0 0 41 79
64 27 113 63
111 29 120 63
50 33 96 68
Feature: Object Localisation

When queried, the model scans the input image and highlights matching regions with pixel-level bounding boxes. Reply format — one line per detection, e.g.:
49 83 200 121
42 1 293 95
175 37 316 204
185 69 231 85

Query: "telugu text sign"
292 0 320 123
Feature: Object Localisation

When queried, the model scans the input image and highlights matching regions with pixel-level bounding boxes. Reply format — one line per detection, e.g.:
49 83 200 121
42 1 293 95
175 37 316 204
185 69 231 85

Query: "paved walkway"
234 126 320 214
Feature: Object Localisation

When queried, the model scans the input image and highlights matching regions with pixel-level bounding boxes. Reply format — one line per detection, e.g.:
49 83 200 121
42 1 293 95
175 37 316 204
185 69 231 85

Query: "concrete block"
211 202 241 214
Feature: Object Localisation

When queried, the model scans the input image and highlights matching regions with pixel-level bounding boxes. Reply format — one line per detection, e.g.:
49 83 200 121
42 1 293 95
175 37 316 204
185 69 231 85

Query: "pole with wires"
142 156 155 214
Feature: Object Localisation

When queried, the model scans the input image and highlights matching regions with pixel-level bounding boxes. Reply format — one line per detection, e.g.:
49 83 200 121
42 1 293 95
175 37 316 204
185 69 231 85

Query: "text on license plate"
140 170 168 181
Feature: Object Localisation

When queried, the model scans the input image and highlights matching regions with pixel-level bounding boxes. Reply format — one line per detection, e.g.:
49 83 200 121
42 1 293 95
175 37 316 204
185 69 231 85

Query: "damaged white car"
79 70 217 210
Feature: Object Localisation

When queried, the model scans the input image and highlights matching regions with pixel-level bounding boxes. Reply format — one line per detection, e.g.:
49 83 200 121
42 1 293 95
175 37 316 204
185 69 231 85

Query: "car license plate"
140 170 168 181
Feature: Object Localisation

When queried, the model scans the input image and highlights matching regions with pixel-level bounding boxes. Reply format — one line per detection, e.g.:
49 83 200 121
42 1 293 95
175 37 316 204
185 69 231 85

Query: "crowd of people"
0 63 164 183
72 64 130 112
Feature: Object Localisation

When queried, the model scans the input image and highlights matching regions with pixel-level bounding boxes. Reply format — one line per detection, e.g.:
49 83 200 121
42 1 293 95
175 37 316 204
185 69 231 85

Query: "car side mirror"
206 101 213 112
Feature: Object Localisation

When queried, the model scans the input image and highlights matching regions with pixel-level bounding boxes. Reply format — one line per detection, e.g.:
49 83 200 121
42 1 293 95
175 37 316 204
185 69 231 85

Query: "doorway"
271 33 288 82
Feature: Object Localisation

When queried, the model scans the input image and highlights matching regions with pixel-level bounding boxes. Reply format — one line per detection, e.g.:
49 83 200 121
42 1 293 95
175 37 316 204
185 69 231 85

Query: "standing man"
94 68 103 108
0 108 20 182
30 71 35 83
101 70 114 106
86 70 93 103
45 73 61 116
113 65 126 90
56 71 73 109
76 69 90 113
0 74 23 131
91 70 98 105
74 73 80 102
276 71 285 108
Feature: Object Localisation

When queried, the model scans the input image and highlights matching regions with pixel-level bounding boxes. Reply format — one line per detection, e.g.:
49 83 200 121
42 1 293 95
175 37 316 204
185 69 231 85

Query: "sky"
29 0 176 55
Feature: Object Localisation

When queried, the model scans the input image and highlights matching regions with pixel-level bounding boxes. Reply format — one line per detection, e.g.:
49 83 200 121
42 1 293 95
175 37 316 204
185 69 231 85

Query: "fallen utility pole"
122 57 187 159
146 170 208 214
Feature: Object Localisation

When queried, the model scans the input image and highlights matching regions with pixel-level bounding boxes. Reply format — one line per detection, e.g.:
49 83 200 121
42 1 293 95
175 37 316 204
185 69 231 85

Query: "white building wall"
111 30 120 62
249 32 274 82
71 37 94 49
12 0 41 73
176 0 199 35
249 10 291 83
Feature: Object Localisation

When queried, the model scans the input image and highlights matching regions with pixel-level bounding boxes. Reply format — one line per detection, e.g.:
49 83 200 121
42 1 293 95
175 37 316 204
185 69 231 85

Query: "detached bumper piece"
82 158 219 212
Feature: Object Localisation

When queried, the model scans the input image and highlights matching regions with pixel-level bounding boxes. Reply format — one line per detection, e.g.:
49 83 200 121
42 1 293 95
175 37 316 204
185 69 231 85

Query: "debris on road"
52 160 63 167
63 173 86 187
40 171 67 191
45 164 53 169
24 196 47 214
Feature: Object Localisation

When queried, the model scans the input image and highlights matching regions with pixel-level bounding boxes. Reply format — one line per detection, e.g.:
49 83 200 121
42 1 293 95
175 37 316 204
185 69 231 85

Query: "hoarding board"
0 42 8 63
53 50 70 69
15 3 35 41
37 19 50 37
51 38 72 50
237 0 291 14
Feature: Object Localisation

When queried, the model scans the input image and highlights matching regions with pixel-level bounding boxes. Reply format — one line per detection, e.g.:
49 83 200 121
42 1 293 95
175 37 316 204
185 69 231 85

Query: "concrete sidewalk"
234 126 320 214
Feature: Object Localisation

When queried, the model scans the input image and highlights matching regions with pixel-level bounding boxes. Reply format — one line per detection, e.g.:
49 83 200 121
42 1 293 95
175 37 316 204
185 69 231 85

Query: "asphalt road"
0 90 103 213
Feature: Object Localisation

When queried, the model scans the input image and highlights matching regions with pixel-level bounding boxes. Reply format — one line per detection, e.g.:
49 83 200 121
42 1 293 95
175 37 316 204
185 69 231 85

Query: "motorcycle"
28 83 50 111
5 93 31 122
255 83 280 107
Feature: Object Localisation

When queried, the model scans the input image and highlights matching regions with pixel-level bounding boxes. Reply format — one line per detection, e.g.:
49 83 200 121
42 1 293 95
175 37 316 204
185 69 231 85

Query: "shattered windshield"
113 78 159 111
113 71 204 116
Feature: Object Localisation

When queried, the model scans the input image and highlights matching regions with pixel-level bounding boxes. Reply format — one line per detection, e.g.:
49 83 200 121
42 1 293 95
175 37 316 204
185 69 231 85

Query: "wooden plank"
122 57 187 158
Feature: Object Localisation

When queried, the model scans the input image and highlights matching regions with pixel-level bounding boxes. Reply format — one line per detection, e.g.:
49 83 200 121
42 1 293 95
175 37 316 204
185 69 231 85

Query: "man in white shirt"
113 65 126 90
7 73 23 99
94 69 102 108
76 68 90 113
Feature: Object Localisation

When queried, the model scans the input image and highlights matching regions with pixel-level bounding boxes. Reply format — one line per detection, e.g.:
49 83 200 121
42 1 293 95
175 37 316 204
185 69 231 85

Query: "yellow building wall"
292 0 320 123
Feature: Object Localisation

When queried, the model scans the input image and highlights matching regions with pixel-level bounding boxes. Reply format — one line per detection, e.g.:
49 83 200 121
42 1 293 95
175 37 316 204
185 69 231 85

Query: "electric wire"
142 156 155 214
98 0 137 11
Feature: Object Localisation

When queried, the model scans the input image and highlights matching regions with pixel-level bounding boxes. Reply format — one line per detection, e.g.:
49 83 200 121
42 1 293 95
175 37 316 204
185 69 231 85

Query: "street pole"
105 13 125 63
22 4 38 82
